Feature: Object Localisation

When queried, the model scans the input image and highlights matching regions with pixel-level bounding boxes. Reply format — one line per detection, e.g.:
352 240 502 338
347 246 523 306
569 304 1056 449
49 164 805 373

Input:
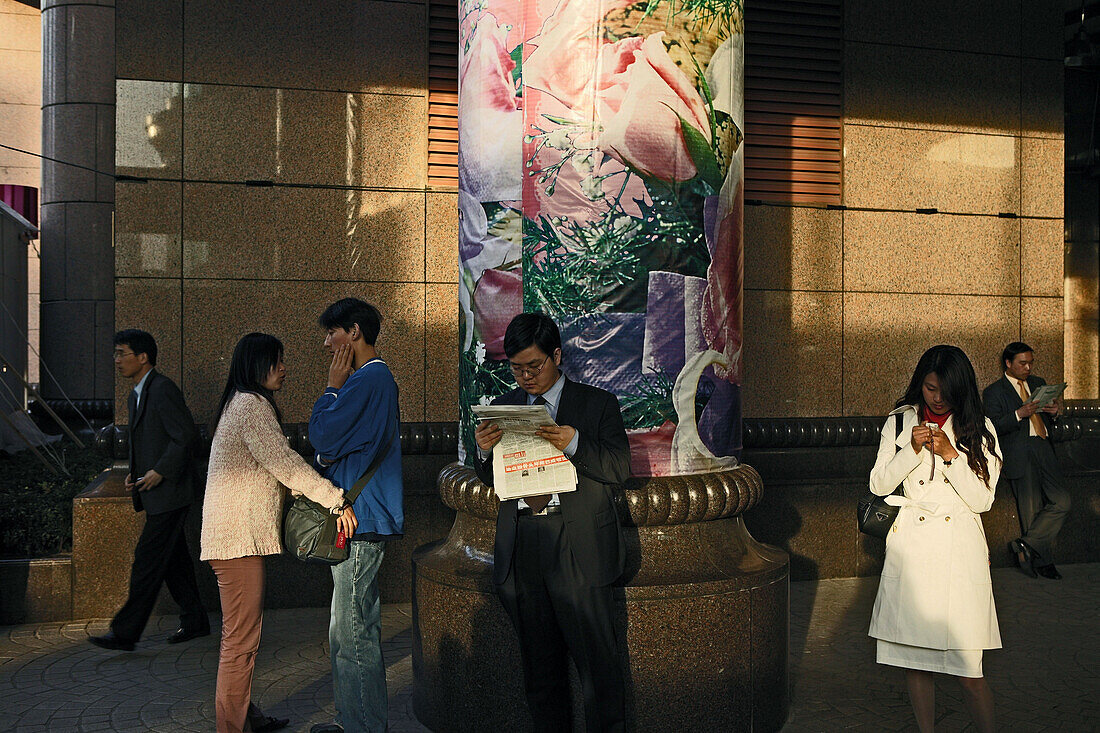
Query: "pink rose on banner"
524 0 635 109
596 32 714 183
459 13 522 202
473 267 523 360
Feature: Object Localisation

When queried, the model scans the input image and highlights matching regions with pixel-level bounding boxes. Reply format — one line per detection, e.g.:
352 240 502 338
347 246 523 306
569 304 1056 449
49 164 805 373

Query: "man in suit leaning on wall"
89 329 208 651
474 312 630 732
982 341 1071 580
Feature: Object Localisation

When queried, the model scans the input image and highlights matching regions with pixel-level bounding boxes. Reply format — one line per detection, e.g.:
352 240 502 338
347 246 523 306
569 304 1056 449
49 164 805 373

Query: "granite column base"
412 463 790 732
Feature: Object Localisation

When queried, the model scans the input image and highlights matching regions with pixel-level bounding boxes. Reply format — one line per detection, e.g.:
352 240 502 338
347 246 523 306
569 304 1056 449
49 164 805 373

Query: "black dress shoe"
88 630 135 651
250 713 290 732
167 624 211 644
1010 539 1038 578
1035 563 1062 580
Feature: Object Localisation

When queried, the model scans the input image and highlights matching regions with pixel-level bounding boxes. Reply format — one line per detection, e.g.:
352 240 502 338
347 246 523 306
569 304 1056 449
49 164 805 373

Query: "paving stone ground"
2 564 1097 732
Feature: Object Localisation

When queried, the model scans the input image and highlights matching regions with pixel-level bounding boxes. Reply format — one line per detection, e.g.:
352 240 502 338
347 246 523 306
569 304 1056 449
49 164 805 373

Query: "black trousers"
111 505 207 642
1011 437 1071 564
497 514 625 733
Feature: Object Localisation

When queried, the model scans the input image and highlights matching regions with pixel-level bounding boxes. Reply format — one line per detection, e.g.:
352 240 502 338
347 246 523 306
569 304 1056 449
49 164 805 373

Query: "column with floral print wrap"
458 0 744 476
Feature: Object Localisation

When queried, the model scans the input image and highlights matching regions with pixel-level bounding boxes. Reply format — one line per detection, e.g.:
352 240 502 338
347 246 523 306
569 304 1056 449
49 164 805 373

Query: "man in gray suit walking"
89 329 208 650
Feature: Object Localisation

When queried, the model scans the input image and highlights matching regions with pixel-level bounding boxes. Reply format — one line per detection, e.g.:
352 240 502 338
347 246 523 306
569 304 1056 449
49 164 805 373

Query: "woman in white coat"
868 345 1002 733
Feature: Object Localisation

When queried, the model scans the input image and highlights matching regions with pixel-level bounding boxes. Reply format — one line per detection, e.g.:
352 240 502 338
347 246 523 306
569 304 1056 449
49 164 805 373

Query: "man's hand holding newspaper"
473 405 579 500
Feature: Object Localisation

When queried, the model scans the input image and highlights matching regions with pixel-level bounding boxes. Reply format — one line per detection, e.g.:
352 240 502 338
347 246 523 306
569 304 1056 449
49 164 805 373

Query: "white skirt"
877 639 983 677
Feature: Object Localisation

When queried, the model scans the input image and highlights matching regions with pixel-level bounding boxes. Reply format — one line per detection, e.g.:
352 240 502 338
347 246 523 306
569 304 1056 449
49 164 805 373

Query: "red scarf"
920 405 952 429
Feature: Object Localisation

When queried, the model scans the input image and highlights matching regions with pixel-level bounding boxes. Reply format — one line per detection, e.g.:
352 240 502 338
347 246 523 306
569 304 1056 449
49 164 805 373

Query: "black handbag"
283 431 395 565
857 413 905 539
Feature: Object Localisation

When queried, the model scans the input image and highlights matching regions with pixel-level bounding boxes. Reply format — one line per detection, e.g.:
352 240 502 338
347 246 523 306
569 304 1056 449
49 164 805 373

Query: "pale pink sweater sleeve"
240 395 346 511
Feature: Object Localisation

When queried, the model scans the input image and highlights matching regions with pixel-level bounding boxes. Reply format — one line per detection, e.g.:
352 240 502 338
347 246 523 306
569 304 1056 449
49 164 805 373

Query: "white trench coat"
867 405 1003 651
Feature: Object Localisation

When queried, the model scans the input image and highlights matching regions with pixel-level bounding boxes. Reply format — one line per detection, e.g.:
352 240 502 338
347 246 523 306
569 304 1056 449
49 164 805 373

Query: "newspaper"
472 405 578 500
1027 382 1067 410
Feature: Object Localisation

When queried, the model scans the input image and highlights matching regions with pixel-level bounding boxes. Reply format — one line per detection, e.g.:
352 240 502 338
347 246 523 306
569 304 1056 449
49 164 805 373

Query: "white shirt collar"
529 373 566 409
133 369 153 402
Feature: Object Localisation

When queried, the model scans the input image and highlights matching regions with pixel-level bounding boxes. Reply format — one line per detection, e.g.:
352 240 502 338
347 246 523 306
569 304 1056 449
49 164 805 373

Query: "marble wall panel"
114 278 182 420
1021 59 1064 139
845 43 1020 134
63 203 113 300
425 284 459 422
1021 297 1065 386
843 125 1020 214
426 192 458 284
182 85 427 189
844 211 1020 296
182 184 425 282
1065 240 1099 323
181 280 425 424
116 80 183 179
843 0 1020 55
38 203 64 301
1021 137 1065 219
1022 0 1065 60
842 293 1019 416
744 206 842 292
1064 319 1099 400
42 104 97 202
115 0 182 81
40 300 95 397
277 91 427 189
1020 218 1064 297
61 4 114 105
181 84 277 182
742 290 842 418
115 181 182 278
183 0 427 95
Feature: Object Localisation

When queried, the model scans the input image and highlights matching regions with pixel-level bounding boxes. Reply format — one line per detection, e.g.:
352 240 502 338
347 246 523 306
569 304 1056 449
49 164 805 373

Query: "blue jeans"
329 540 386 732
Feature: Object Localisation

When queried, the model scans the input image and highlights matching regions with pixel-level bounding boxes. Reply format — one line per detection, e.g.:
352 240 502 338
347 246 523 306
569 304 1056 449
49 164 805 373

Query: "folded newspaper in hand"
473 404 578 500
1027 382 1067 409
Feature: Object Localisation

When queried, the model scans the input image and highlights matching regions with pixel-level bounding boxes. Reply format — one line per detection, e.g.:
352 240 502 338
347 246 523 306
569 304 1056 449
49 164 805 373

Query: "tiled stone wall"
114 1 1069 426
114 0 458 426
743 1 1069 416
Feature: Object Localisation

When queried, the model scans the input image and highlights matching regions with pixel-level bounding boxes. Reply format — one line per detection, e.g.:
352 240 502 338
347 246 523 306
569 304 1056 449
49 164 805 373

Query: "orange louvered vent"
428 0 460 189
745 0 843 205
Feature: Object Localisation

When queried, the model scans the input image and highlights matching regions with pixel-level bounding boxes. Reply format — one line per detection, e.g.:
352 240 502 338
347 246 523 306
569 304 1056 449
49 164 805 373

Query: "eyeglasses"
509 354 551 379
112 349 136 360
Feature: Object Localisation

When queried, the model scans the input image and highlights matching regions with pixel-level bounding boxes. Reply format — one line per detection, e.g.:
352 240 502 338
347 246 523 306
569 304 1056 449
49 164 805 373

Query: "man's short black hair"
1002 341 1033 368
114 329 157 366
319 298 382 345
503 312 561 359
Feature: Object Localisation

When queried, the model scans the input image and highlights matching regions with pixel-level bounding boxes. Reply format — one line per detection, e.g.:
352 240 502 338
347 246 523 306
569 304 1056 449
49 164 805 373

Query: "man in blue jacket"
308 298 404 733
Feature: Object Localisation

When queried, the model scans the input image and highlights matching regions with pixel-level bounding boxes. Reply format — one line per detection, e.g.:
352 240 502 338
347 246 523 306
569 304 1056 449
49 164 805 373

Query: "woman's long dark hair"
212 332 284 430
896 344 998 485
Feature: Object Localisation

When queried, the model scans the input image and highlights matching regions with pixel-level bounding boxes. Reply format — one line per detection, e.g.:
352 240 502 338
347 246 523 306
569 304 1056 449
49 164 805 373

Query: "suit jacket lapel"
555 377 579 429
132 370 155 428
1003 375 1024 408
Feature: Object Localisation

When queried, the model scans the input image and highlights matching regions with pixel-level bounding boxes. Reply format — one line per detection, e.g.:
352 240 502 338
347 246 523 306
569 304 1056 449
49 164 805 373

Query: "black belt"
517 504 562 517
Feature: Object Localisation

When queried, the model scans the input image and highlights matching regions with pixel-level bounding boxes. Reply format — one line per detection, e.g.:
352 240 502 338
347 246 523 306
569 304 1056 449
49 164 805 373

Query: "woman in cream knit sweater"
201 333 356 733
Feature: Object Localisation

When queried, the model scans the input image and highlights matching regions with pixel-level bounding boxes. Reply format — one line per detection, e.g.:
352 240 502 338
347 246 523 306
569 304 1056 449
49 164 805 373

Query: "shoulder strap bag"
857 413 905 539
284 430 397 565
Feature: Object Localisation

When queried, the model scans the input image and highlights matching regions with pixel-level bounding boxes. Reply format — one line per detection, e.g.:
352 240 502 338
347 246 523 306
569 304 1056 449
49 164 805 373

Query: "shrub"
0 442 110 558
